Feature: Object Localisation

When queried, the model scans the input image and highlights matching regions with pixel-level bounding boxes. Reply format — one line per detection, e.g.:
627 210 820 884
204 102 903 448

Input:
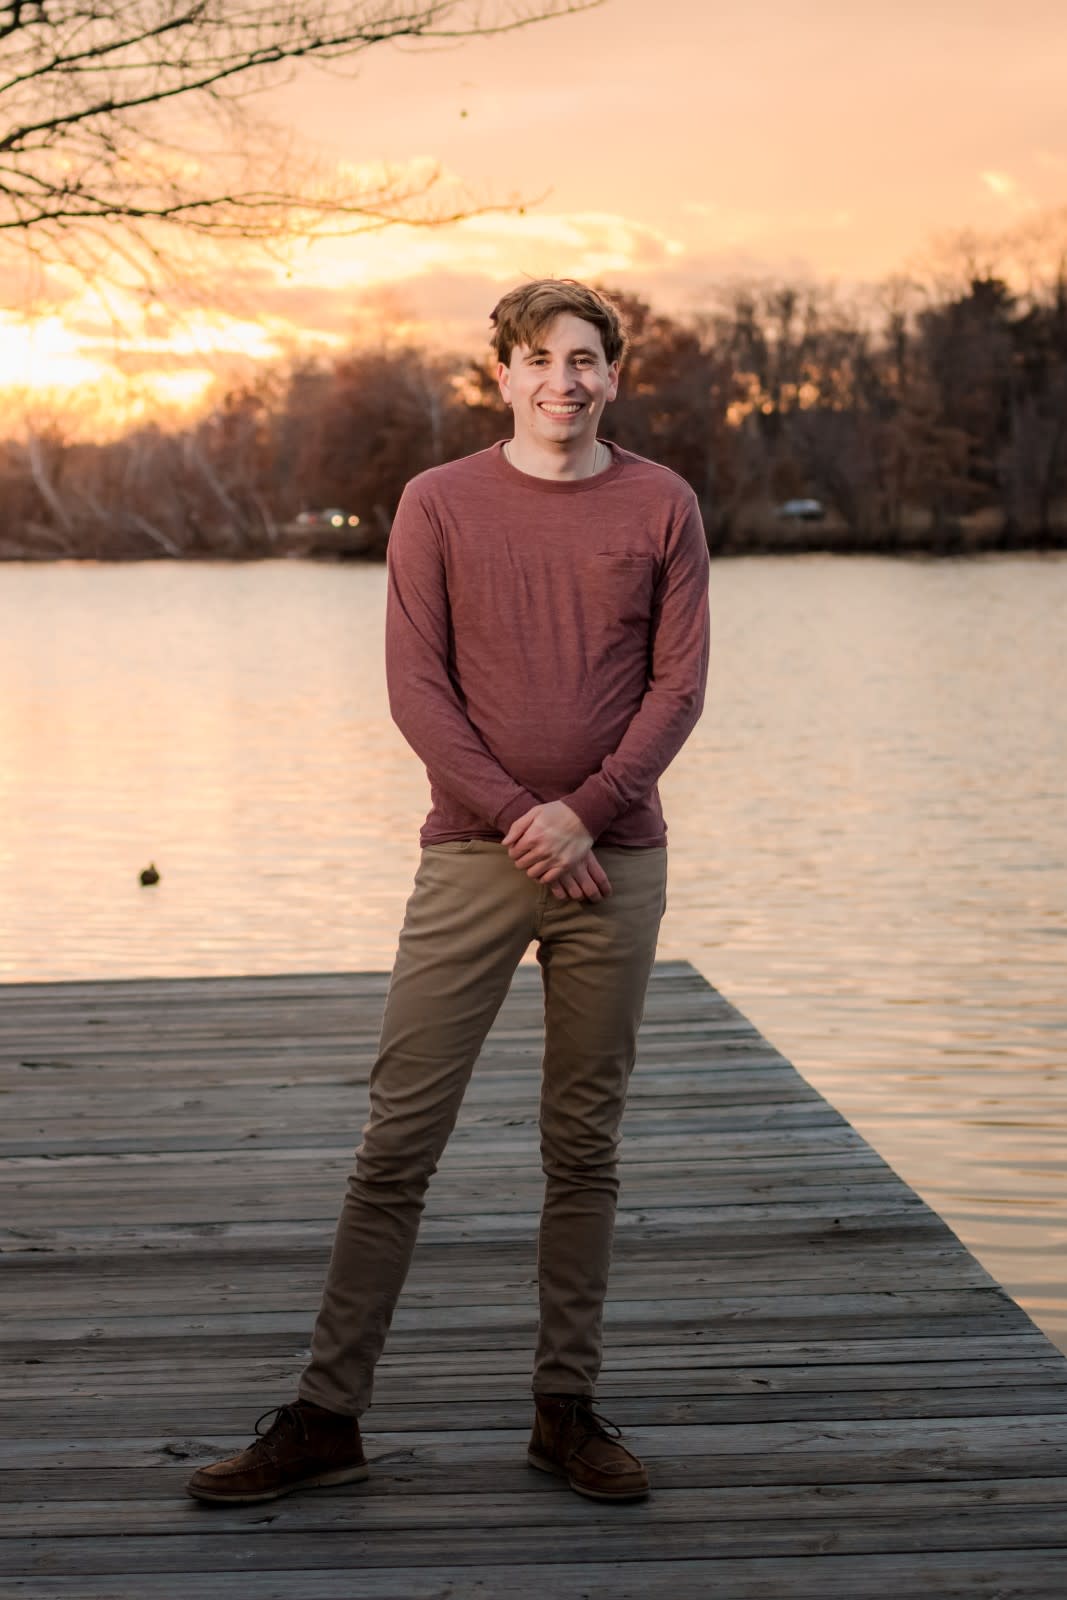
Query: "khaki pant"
298 840 667 1416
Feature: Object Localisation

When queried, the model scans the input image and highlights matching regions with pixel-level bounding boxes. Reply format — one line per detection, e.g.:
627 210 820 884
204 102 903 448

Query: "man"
187 278 710 1507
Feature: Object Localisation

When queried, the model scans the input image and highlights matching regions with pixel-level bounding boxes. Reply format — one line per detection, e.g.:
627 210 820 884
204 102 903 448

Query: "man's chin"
532 423 596 447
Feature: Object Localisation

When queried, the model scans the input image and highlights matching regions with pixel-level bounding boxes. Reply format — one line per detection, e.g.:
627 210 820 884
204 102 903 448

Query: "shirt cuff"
559 776 621 842
494 789 541 832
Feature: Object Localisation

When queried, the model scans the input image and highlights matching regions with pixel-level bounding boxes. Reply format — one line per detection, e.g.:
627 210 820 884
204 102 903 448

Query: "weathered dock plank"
3 1552 1066 1600
2 960 1066 1598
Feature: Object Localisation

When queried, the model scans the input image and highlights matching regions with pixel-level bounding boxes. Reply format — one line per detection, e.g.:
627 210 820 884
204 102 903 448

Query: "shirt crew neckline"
491 438 625 494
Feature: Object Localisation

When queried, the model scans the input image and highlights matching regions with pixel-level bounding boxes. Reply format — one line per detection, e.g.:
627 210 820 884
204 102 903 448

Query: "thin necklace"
504 439 607 476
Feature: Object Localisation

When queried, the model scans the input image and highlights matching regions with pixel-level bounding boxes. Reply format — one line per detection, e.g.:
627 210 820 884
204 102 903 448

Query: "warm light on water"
1 555 1064 1351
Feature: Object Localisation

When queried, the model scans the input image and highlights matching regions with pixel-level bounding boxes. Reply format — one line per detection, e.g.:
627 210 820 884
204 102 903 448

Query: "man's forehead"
515 317 607 359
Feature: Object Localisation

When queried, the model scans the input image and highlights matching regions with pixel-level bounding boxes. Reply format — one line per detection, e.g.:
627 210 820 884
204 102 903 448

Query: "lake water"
2 555 1065 1352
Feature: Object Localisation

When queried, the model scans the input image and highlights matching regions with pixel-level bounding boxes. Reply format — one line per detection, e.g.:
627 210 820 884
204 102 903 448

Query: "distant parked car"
295 508 362 530
283 506 371 559
776 498 825 522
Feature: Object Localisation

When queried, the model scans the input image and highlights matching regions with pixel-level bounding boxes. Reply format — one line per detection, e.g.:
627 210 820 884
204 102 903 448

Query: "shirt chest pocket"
575 553 656 626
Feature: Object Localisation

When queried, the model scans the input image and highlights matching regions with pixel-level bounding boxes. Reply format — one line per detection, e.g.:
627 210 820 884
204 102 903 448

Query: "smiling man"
187 279 710 1508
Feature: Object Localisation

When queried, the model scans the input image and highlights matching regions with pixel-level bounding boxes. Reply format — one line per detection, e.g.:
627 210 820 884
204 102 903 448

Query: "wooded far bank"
3 272 1066 560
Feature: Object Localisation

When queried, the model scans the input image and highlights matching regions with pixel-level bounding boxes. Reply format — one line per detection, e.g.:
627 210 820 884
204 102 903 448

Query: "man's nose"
545 362 577 390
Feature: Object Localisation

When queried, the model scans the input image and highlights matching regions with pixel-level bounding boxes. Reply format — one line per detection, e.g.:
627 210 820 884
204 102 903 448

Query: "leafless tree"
0 1 597 277
7 249 1067 560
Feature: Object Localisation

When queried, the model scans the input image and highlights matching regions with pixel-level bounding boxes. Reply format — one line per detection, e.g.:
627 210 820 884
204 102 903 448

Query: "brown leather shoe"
186 1400 369 1505
528 1395 650 1501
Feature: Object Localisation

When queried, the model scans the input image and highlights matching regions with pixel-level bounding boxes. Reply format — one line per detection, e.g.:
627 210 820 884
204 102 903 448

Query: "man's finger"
505 825 545 856
586 853 614 897
506 849 560 883
501 807 539 850
509 839 549 869
571 866 601 901
513 847 557 878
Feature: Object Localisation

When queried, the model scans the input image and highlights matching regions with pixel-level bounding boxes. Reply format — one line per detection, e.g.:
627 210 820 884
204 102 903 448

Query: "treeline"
3 270 1067 560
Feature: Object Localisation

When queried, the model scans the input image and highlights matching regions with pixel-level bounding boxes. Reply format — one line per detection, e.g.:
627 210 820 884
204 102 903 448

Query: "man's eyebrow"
524 345 600 359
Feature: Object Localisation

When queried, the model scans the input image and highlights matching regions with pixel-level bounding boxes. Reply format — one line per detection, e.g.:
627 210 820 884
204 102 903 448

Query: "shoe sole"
186 1462 369 1505
527 1450 650 1502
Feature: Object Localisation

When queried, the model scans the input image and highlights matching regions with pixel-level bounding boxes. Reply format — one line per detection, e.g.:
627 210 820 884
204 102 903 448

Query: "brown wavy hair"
490 279 628 367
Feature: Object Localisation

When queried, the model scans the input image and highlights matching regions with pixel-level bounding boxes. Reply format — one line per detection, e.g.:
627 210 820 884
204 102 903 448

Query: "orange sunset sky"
2 0 1065 426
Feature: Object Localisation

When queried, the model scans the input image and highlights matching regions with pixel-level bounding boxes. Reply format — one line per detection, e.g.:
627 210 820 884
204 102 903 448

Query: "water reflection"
1 554 1065 1351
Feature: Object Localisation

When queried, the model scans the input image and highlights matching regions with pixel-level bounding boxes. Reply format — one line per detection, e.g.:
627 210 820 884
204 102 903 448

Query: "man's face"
497 313 619 451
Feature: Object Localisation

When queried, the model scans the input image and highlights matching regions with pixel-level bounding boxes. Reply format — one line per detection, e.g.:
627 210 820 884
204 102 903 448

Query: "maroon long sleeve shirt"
385 440 710 848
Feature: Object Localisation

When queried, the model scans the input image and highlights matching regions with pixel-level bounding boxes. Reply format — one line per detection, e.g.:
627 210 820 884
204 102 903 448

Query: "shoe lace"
557 1396 622 1449
251 1403 309 1461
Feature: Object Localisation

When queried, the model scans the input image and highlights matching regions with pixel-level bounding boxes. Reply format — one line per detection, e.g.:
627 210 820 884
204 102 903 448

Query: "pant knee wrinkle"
540 1158 620 1189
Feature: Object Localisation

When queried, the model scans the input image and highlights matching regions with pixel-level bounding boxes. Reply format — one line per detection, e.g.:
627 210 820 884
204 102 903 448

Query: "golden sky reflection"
1 0 1066 424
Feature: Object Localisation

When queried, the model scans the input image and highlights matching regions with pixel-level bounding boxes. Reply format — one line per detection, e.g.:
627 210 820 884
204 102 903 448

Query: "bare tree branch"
0 1 599 272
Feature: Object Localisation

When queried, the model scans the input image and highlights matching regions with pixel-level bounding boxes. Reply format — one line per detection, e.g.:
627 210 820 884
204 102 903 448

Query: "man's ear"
605 361 620 403
496 361 512 406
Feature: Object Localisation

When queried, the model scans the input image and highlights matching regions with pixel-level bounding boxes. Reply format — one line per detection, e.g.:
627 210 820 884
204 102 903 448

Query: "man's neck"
504 436 604 481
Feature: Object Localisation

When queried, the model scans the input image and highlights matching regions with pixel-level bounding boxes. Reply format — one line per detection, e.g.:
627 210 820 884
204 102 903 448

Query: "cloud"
180 209 704 349
981 170 1018 198
0 255 84 318
980 170 1038 212
0 203 841 424
681 198 853 247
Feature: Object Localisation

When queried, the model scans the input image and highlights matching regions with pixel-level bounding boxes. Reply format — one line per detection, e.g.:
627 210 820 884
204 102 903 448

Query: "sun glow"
0 314 103 391
0 204 691 429
0 283 316 433
143 369 217 409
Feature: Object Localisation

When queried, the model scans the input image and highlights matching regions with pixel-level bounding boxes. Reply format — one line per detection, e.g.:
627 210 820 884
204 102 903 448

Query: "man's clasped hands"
501 800 612 903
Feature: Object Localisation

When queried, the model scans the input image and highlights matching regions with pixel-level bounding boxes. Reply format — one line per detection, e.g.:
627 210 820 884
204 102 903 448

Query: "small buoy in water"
140 863 160 886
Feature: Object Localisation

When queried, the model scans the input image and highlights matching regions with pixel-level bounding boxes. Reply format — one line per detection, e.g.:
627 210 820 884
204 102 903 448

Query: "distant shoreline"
3 528 1065 563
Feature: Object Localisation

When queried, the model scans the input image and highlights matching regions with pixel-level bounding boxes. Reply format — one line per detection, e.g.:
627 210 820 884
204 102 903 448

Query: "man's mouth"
539 403 584 417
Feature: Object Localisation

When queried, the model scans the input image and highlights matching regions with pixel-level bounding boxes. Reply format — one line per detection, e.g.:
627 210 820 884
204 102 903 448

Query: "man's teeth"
541 404 582 415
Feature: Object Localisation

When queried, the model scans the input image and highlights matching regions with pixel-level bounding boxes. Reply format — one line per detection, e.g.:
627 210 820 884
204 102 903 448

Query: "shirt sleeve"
560 491 710 839
385 482 541 833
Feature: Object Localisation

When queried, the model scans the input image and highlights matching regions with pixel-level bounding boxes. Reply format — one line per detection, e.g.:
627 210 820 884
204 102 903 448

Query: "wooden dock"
2 961 1066 1598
